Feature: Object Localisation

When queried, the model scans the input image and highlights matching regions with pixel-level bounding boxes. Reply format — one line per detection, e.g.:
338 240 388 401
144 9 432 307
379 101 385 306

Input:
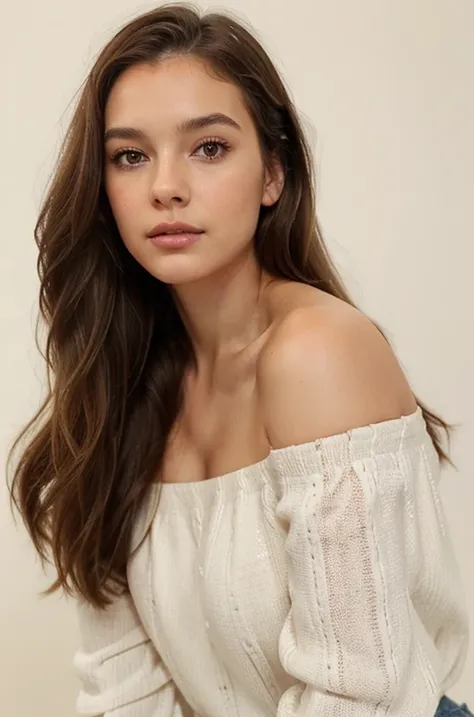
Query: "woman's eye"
111 149 145 168
194 140 230 160
109 140 230 170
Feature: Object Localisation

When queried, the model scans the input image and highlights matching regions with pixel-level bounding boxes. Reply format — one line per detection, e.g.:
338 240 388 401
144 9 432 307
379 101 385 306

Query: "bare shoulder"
258 297 418 448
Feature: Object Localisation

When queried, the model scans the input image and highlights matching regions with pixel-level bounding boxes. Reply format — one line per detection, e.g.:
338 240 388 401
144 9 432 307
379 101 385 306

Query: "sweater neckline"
130 406 426 550
158 406 424 495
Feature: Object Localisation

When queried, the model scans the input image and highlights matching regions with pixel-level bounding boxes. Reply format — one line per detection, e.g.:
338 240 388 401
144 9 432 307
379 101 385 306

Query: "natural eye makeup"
108 137 232 170
192 137 231 161
110 147 145 170
109 147 145 170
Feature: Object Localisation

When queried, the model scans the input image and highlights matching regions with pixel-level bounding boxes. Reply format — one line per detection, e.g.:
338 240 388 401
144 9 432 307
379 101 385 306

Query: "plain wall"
2 1 473 714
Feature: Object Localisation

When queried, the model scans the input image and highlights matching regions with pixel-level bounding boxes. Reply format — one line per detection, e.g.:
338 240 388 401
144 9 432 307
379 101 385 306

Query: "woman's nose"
149 157 191 207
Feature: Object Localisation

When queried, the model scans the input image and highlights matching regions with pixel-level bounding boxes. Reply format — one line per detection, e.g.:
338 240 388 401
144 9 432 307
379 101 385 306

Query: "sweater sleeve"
73 591 192 716
272 412 469 716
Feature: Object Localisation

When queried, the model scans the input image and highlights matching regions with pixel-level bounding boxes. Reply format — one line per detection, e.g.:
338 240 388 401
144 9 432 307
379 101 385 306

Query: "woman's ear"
261 156 285 207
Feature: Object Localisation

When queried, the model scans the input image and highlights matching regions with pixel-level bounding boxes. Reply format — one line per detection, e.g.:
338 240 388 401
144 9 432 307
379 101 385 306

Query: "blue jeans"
436 696 473 716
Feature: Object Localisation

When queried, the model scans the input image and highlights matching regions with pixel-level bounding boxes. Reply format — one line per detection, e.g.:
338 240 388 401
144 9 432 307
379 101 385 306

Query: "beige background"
2 1 473 714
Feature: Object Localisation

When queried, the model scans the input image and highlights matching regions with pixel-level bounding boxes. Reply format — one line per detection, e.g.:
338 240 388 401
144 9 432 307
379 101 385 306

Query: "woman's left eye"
193 139 230 161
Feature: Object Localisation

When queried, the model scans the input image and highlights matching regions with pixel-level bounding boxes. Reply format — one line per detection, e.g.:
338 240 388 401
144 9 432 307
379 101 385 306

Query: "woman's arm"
74 590 192 716
258 306 469 715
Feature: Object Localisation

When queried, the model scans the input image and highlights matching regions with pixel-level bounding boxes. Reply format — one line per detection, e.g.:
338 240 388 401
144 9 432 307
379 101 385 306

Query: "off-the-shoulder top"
74 407 469 717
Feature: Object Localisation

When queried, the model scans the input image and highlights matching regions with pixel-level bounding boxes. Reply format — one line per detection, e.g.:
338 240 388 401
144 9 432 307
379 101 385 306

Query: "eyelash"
109 138 231 170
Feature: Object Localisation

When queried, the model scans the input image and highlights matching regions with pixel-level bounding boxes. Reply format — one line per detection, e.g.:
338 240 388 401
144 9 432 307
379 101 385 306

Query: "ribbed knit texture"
74 407 469 717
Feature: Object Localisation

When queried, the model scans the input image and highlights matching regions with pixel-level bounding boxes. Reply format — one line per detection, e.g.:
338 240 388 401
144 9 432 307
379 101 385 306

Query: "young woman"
8 4 471 716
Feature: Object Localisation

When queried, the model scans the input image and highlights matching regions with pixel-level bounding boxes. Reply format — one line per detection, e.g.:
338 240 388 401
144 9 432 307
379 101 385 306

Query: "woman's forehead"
105 56 249 127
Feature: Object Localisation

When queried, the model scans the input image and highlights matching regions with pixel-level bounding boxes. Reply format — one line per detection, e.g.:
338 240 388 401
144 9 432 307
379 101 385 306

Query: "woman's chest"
159 358 271 485
129 486 293 701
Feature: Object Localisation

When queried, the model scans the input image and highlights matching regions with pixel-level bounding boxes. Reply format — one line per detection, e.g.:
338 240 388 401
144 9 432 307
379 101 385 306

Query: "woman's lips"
149 232 203 248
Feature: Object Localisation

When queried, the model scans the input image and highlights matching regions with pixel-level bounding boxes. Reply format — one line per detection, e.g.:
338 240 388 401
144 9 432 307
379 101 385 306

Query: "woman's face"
103 56 283 286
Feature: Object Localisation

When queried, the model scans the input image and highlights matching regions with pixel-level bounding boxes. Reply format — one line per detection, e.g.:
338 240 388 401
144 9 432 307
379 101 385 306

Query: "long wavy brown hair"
6 2 456 610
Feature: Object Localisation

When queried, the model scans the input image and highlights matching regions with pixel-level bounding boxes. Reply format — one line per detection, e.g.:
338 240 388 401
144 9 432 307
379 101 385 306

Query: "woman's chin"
143 257 211 286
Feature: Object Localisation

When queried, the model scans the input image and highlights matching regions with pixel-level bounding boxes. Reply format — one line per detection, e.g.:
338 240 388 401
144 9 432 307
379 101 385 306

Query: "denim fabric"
436 696 473 716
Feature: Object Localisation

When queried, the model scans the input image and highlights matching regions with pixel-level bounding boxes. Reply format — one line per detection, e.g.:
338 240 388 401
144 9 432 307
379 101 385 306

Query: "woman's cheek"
109 184 139 225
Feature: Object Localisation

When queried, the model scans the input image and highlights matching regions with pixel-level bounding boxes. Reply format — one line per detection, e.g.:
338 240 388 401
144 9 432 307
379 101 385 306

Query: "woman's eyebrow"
104 113 242 143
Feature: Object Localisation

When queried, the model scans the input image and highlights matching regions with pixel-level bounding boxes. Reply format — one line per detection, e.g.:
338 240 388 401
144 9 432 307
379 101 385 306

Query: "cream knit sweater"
74 407 469 717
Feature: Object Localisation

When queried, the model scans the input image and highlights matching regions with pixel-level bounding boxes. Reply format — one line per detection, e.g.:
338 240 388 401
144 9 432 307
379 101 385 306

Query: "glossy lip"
149 232 203 248
146 221 204 238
